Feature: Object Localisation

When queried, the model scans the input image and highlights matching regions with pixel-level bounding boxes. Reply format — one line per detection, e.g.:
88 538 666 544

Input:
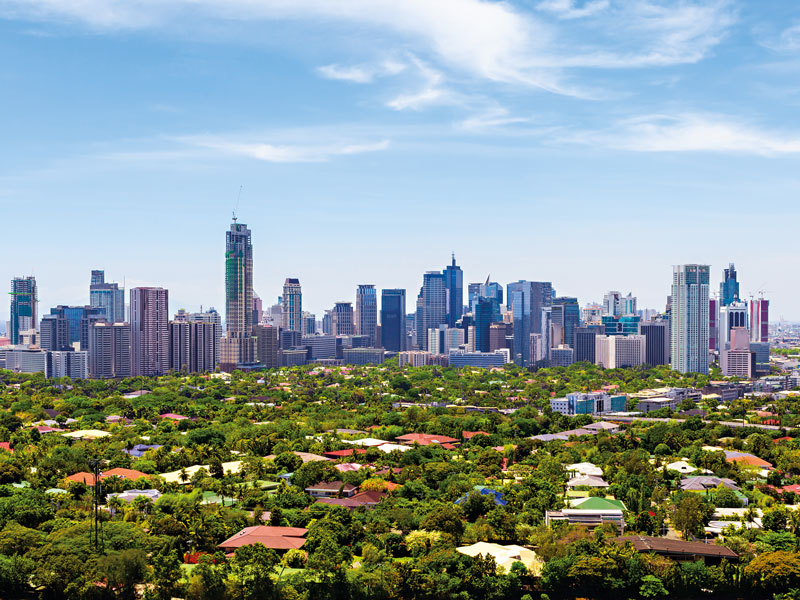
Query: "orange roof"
100 468 148 480
219 526 307 550
0 442 12 452
462 431 489 440
726 455 773 468
395 433 459 446
65 472 97 485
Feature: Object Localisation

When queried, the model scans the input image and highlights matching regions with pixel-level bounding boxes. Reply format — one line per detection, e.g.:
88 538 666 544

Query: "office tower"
90 271 125 324
331 302 354 336
467 283 482 311
507 280 552 366
301 334 337 361
719 300 748 350
489 322 512 353
601 315 641 336
355 284 378 345
640 321 670 366
279 329 302 350
80 307 106 352
40 314 70 351
750 298 769 343
552 297 580 348
46 305 103 350
720 263 739 306
603 291 636 317
670 264 710 374
582 303 603 324
574 326 602 364
221 220 258 370
415 271 447 350
281 278 302 332
473 297 495 353
89 321 131 378
443 254 464 327
254 325 279 368
301 312 316 335
322 311 332 335
252 293 263 326
130 287 169 376
529 333 545 367
721 327 754 377
595 334 646 368
380 289 406 352
268 303 282 326
540 306 552 365
709 298 719 351
550 345 575 368
10 276 37 345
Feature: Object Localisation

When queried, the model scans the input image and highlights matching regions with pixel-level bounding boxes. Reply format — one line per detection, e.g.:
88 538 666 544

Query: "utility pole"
88 458 103 552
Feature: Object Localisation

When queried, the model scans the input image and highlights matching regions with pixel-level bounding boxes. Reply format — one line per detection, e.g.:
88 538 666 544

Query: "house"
376 443 412 453
107 489 161 504
265 451 331 463
159 413 189 421
394 433 459 446
340 437 389 447
457 542 543 576
323 448 367 459
100 467 148 481
546 507 625 531
680 476 740 492
462 431 490 440
723 451 773 470
122 444 162 458
305 481 357 499
566 462 604 477
219 526 307 552
611 535 737 564
62 429 111 441
566 475 610 489
584 421 621 434
666 461 698 474
315 490 387 510
65 472 97 486
0 442 12 452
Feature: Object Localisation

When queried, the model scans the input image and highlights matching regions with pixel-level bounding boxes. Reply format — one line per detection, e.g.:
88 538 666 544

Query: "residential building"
40 313 70 351
302 312 316 335
130 287 169 376
253 324 279 368
9 276 37 345
89 321 131 378
354 284 377 345
595 334 646 368
47 351 88 379
380 289 406 352
398 351 431 367
670 264 710 374
169 319 219 374
221 220 258 370
709 298 718 351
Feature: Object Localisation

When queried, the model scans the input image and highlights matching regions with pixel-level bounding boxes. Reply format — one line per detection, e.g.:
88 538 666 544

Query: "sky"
1 0 799 328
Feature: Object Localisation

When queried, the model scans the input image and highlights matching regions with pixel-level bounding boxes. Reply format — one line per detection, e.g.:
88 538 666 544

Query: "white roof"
567 475 609 488
566 462 603 476
62 429 111 440
340 437 388 447
666 461 697 473
160 461 242 484
456 542 543 575
376 443 413 453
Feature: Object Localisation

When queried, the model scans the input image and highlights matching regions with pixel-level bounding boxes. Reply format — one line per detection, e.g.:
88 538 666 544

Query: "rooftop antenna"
233 185 242 223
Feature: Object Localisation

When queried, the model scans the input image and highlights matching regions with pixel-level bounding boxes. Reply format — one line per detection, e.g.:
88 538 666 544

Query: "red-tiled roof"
0 442 12 452
462 431 489 440
219 526 307 550
101 468 148 480
395 433 459 446
323 449 367 458
65 472 97 485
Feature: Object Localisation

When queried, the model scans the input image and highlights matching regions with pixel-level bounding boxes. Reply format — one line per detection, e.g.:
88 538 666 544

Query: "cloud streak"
181 136 391 163
568 113 800 155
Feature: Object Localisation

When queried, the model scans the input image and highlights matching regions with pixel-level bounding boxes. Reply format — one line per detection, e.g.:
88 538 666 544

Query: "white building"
670 264 710 374
595 335 646 368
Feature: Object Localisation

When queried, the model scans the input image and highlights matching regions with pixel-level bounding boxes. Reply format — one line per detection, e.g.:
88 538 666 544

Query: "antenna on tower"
233 185 243 223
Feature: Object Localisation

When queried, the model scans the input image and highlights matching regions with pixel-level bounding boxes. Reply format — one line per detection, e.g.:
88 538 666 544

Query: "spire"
451 251 456 266
485 274 491 286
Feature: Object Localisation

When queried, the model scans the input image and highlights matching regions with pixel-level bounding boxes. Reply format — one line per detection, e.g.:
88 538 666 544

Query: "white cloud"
569 113 800 155
763 24 800 53
317 60 406 84
182 136 390 162
385 56 454 111
457 106 530 131
537 0 609 20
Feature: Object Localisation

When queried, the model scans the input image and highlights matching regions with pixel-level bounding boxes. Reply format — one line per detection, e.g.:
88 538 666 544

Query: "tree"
746 550 800 592
96 549 148 600
228 543 279 600
640 574 668 598
147 547 183 600
672 494 710 539
420 503 466 540
290 461 339 491
763 505 790 532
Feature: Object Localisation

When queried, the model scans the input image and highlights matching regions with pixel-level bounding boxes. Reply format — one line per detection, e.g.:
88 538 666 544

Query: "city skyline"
1 2 799 322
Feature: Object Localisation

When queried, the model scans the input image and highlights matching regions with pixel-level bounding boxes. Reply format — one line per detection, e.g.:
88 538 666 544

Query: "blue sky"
1 0 799 326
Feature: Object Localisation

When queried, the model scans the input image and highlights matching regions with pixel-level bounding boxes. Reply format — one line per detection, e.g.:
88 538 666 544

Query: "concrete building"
89 321 131 378
254 324 279 369
489 322 512 353
719 300 748 350
574 326 602 364
398 351 431 367
302 334 337 361
550 345 575 367
130 287 169 376
221 220 258 370
550 391 627 416
641 321 670 366
281 278 302 333
750 298 769 343
89 270 125 325
355 284 377 345
721 327 754 378
415 271 447 350
670 264 710 374
331 302 354 336
47 351 88 379
507 280 552 366
9 276 37 345
448 350 509 368
342 347 385 365
595 334 646 369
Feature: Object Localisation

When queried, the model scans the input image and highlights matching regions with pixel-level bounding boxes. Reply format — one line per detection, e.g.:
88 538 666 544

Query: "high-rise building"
582 303 603 324
507 280 552 366
473 297 495 353
574 326 602 364
302 312 316 335
90 271 125 325
596 334 646 368
88 321 131 378
252 293 263 326
355 284 378 345
187 308 222 367
130 287 169 376
443 254 463 327
254 324 279 369
489 322 513 353
331 302 354 336
601 315 641 336
719 300 748 350
709 298 719 351
641 321 670 366
415 272 447 350
169 319 219 374
602 292 636 317
380 289 406 352
750 298 769 343
721 327 754 377
720 263 739 306
670 264 710 374
40 314 70 351
550 345 575 367
10 276 37 345
221 220 258 370
281 278 302 333
552 297 580 348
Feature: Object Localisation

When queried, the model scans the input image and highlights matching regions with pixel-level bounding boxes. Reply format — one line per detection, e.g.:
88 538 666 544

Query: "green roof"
571 497 626 511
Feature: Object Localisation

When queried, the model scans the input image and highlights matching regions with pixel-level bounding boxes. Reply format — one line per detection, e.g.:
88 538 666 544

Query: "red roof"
316 490 387 509
462 431 489 440
774 437 793 443
323 449 367 458
440 443 457 450
781 484 800 494
35 425 64 433
0 442 12 452
160 413 189 420
219 526 307 550
726 455 773 468
65 472 97 485
100 468 148 480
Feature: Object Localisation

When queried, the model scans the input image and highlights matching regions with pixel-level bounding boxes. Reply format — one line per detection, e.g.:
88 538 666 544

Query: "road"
597 414 784 431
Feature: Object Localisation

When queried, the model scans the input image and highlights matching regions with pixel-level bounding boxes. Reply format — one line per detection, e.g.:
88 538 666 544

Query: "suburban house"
305 481 358 499
611 535 737 564
219 526 308 553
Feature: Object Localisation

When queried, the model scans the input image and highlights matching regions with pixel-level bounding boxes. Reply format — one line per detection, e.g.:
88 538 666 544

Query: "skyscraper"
641 321 670 366
331 302 354 336
720 263 739 306
130 287 169 376
670 264 710 374
507 280 552 366
415 271 447 350
750 298 769 343
473 297 494 353
221 220 258 370
355 284 378 345
10 276 37 345
443 254 463 327
380 289 406 352
281 278 302 333
40 314 70 351
90 270 125 324
89 321 131 378
719 300 748 350
552 297 580 348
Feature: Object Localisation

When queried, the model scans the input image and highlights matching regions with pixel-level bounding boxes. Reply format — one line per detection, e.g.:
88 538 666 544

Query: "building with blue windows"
720 263 739 306
507 280 552 366
550 392 628 416
380 289 406 352
443 254 463 328
448 350 509 368
602 315 642 336
552 297 580 348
